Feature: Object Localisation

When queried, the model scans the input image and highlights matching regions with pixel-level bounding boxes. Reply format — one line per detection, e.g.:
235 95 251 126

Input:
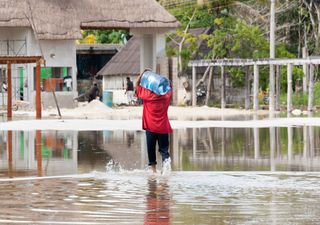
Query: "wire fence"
0 67 28 109
0 38 28 109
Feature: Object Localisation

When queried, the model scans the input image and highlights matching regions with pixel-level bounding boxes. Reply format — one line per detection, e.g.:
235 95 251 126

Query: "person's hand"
136 68 151 87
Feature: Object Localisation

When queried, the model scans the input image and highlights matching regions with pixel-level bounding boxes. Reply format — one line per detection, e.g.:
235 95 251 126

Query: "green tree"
79 30 129 44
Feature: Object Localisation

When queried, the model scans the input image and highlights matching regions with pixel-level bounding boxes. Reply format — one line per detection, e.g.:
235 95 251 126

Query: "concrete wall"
28 31 78 100
102 75 138 105
0 27 77 108
131 28 169 73
103 75 138 90
37 92 76 109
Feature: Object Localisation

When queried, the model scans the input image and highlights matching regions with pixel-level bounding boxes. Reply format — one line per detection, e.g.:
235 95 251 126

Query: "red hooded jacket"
136 85 173 134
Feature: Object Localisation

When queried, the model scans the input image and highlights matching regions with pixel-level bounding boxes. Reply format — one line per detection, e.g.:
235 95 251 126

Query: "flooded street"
0 126 320 224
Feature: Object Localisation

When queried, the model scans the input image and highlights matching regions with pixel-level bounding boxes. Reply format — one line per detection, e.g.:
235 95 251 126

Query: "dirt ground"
4 100 272 120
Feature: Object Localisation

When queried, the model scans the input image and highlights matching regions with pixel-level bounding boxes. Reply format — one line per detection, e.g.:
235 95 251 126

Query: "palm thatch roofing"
0 0 179 40
98 28 211 76
97 36 140 76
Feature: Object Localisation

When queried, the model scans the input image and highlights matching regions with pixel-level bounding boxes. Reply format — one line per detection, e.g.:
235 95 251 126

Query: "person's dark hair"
126 77 130 80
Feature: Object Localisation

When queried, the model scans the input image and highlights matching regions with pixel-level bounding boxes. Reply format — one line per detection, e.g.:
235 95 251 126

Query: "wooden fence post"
287 63 293 113
269 65 275 112
307 64 315 111
276 65 281 111
253 64 259 111
192 65 196 107
7 62 12 118
221 66 226 109
35 60 41 119
205 66 213 106
245 66 250 110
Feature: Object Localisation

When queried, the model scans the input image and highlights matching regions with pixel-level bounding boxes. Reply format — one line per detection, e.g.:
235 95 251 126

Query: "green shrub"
279 82 320 108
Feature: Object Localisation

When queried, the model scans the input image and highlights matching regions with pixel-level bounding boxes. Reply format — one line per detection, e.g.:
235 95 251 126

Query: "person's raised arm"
136 68 152 87
135 72 143 87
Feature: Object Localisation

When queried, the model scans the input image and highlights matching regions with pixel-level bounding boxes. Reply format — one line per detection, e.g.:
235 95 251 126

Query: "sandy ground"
1 100 317 130
3 99 270 120
0 100 319 130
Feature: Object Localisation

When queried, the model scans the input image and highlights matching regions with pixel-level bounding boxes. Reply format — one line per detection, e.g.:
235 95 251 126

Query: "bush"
279 82 320 108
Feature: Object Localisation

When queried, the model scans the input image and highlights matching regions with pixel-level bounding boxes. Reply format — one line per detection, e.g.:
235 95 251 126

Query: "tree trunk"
269 0 276 112
285 0 290 43
178 10 196 74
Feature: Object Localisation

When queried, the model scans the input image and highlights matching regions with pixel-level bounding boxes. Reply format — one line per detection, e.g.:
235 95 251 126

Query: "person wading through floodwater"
135 69 172 176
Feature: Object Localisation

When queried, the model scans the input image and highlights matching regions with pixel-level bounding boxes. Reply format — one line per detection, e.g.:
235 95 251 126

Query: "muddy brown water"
0 127 320 224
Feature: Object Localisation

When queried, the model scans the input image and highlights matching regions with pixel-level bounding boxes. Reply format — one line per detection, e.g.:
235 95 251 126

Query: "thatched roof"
97 36 140 76
0 0 179 40
98 28 211 76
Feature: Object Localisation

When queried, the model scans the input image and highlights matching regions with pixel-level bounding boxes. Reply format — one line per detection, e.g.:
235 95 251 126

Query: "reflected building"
173 126 320 172
99 130 147 170
0 130 77 177
0 125 320 178
0 129 147 177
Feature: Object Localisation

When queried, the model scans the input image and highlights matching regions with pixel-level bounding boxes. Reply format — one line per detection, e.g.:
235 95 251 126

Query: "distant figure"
126 131 134 147
182 78 191 106
295 79 302 94
63 75 73 91
88 83 100 102
125 77 134 105
2 81 7 93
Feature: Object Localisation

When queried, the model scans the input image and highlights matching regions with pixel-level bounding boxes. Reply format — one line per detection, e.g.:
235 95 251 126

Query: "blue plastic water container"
140 71 171 95
103 91 113 107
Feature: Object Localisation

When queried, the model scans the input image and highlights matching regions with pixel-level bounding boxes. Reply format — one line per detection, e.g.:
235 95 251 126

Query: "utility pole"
269 0 276 112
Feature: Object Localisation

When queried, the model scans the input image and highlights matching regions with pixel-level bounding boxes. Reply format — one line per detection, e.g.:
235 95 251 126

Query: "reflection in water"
144 179 171 225
0 127 320 224
36 130 42 176
1 126 320 177
0 172 318 224
175 126 320 171
7 130 12 177
0 130 77 177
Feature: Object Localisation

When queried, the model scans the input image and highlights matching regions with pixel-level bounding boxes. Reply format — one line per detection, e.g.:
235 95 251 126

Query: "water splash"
106 159 123 173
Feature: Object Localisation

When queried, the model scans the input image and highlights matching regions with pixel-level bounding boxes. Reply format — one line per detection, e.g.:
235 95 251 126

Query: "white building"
0 0 179 109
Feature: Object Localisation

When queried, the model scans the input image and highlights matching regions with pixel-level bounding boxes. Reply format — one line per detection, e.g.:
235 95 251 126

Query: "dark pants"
146 130 170 166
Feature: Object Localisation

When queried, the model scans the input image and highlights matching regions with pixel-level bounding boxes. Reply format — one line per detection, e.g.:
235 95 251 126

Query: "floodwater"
0 127 320 224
